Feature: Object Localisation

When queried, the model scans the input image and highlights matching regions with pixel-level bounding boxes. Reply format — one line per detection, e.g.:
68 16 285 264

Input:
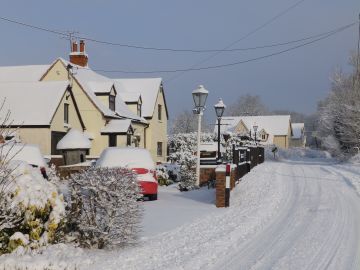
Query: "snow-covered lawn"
1 153 360 269
141 185 217 236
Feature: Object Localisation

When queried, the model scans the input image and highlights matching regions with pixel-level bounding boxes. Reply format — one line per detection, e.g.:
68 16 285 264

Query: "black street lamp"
253 123 258 145
214 98 226 164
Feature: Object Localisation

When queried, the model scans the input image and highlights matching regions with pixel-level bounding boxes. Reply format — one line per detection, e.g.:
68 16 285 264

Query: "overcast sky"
0 0 359 119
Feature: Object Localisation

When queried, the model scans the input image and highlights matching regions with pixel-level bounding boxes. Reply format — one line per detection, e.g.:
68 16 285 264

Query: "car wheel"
148 194 158 201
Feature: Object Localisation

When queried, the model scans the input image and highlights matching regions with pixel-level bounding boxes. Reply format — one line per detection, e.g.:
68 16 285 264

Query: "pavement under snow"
1 153 360 269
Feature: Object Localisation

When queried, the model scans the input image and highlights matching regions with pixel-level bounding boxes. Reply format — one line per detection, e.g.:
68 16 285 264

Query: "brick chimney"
69 39 88 67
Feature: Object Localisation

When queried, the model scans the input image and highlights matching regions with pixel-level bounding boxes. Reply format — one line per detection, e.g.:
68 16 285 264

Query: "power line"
357 13 360 77
0 4 322 55
78 23 356 53
0 16 67 36
165 0 308 82
0 7 346 57
87 23 355 74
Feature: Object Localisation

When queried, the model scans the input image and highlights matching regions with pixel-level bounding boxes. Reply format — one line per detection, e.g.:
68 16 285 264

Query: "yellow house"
0 40 168 162
218 115 293 149
40 58 148 156
0 81 84 154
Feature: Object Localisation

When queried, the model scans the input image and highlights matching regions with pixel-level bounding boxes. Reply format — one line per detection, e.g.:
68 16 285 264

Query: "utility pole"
357 13 360 79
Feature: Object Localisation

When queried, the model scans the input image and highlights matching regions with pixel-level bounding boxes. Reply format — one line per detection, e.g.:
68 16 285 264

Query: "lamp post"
253 123 258 145
192 85 209 187
214 98 226 164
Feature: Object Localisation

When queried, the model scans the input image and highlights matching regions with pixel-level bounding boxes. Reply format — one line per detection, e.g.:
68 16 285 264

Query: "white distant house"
291 123 306 147
215 115 293 149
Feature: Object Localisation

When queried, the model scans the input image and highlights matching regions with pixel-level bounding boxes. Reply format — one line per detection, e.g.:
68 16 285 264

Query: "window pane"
157 142 163 156
158 104 162 120
64 104 69 124
109 135 116 147
109 95 115 111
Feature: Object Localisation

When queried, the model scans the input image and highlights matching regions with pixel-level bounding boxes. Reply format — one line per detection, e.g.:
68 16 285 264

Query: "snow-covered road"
1 158 360 270
213 160 360 270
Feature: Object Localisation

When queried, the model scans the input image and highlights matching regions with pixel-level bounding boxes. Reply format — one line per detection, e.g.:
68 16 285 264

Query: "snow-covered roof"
218 115 291 136
119 92 141 103
57 58 147 123
96 147 155 169
101 119 132 134
56 58 118 119
0 65 49 82
291 123 304 139
87 81 114 94
0 81 69 125
114 78 163 118
57 129 91 150
115 96 147 123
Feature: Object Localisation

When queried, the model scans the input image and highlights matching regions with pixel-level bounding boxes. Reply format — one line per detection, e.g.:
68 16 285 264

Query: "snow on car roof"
57 129 91 150
96 147 155 169
0 143 46 167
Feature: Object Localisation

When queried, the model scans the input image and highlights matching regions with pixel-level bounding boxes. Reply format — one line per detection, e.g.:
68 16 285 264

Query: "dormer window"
109 95 115 111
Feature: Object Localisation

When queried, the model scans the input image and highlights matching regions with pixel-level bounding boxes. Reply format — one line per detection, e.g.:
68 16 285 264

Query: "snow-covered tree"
168 133 214 189
67 167 142 249
317 53 360 157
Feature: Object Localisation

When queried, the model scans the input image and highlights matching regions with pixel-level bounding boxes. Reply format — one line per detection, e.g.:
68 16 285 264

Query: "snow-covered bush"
156 164 170 186
168 133 214 189
0 161 65 254
67 167 142 249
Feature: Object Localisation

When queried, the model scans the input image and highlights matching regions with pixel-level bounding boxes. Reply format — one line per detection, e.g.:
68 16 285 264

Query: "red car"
96 147 158 200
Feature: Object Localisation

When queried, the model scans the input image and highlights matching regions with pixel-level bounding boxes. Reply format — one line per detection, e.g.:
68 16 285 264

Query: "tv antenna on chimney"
61 30 79 51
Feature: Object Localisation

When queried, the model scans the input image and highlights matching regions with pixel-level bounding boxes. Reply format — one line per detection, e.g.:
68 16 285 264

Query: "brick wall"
200 166 216 186
216 168 226 208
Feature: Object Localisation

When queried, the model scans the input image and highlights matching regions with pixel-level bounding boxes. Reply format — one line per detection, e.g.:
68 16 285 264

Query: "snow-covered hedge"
0 161 65 254
66 167 142 249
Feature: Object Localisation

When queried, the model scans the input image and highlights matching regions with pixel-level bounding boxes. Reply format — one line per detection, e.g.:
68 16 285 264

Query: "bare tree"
226 94 268 116
170 110 209 134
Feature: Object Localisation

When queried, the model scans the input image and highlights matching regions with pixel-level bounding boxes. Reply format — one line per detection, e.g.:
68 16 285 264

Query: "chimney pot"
72 41 78 52
79 40 85 52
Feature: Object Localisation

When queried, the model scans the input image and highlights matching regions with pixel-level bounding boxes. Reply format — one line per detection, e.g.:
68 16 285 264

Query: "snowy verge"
0 161 286 270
